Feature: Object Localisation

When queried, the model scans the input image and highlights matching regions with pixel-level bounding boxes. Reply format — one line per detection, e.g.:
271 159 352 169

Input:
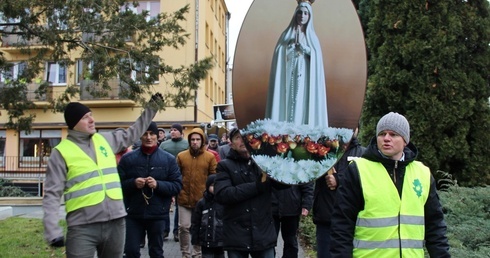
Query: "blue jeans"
315 224 332 258
65 217 125 258
227 247 275 258
125 218 166 258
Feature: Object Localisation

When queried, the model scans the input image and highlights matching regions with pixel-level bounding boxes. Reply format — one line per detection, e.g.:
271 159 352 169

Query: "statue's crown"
297 0 315 4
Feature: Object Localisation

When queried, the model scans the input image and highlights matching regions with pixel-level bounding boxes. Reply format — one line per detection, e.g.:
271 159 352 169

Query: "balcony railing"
0 81 63 102
0 156 48 173
79 79 130 100
1 34 43 48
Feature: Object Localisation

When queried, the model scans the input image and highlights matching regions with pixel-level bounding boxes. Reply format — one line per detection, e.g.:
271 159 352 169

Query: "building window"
0 62 27 82
46 62 67 85
214 40 218 60
76 59 93 84
205 76 210 97
205 23 210 48
0 130 5 167
210 32 214 55
48 8 68 30
210 77 214 101
125 1 160 22
131 59 160 84
19 130 61 167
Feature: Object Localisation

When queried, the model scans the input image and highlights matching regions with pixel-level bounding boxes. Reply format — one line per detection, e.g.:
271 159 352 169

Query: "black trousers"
125 218 166 258
273 215 300 258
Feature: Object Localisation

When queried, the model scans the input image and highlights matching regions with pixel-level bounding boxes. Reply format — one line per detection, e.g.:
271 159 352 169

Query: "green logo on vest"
413 179 423 197
99 146 108 157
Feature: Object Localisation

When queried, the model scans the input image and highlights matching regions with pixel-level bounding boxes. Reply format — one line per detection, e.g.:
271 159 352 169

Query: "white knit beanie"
376 112 410 143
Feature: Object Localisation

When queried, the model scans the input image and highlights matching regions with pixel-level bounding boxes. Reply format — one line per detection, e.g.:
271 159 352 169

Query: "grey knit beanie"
376 112 410 143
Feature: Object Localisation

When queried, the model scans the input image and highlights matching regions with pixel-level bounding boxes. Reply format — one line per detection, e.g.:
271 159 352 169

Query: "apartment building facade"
0 0 230 185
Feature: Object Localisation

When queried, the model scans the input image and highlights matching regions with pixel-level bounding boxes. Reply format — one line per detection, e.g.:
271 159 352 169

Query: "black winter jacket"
214 149 283 251
190 191 224 248
312 137 365 226
272 182 313 217
330 137 450 258
118 148 182 219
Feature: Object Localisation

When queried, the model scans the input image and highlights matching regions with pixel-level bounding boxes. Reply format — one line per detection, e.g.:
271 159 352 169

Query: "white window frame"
125 1 160 22
129 59 160 84
49 8 68 30
46 62 67 86
76 59 94 84
0 62 27 82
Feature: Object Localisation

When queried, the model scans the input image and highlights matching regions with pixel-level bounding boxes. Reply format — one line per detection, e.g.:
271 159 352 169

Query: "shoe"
140 241 145 248
174 233 179 242
163 232 169 239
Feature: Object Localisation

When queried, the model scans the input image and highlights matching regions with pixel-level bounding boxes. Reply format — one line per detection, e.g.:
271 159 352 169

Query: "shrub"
299 186 490 257
0 178 31 197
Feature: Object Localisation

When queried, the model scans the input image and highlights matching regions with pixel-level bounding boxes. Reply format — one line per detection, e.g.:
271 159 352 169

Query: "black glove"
50 236 65 248
150 92 163 102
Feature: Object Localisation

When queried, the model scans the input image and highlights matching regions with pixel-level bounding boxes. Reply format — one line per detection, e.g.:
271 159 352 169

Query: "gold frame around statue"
232 0 367 184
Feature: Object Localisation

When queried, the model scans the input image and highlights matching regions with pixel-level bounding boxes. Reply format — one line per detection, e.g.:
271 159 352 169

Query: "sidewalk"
17 207 305 257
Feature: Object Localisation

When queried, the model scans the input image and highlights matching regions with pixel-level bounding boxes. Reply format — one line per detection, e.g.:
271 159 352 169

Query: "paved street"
17 205 305 257
138 208 306 257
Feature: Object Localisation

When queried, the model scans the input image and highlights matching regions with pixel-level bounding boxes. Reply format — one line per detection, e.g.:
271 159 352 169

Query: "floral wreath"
242 119 353 184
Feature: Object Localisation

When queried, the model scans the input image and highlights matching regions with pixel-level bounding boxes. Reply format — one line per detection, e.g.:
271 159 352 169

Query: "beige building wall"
0 0 229 167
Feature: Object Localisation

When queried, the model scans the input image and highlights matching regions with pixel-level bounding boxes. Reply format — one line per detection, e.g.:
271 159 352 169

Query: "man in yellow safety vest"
43 94 161 258
330 112 450 258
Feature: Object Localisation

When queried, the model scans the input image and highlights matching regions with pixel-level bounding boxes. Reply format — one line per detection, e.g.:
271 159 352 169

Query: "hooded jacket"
176 128 217 208
330 137 450 258
190 174 224 248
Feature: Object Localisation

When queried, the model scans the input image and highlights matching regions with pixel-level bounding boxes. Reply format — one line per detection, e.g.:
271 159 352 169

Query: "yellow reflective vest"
353 158 431 258
55 133 123 213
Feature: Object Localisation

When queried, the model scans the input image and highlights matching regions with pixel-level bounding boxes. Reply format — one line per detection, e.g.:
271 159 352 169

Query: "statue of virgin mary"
265 0 328 127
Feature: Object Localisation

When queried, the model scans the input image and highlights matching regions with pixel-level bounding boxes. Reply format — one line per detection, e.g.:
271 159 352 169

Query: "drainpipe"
193 0 200 124
225 10 231 105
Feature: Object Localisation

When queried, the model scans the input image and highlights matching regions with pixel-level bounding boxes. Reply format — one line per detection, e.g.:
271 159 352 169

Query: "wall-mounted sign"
213 104 236 122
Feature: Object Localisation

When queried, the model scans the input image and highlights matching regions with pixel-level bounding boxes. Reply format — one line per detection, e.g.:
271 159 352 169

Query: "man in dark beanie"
330 112 450 257
43 96 161 258
118 122 182 258
64 102 92 130
159 123 189 241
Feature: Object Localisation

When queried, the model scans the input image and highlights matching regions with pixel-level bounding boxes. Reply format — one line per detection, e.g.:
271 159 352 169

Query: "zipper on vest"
393 160 398 184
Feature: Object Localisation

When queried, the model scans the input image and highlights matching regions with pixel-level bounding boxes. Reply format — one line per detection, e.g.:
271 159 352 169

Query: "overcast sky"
224 0 253 65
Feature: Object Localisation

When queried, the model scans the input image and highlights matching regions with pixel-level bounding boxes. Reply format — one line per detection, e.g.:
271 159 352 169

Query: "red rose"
268 136 277 145
306 142 319 154
275 135 283 144
249 138 261 150
261 133 269 143
276 142 289 154
318 145 331 156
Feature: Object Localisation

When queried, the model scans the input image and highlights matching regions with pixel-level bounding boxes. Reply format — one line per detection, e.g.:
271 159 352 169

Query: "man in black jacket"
312 127 365 258
272 182 313 258
118 122 183 258
330 112 450 257
214 128 285 258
